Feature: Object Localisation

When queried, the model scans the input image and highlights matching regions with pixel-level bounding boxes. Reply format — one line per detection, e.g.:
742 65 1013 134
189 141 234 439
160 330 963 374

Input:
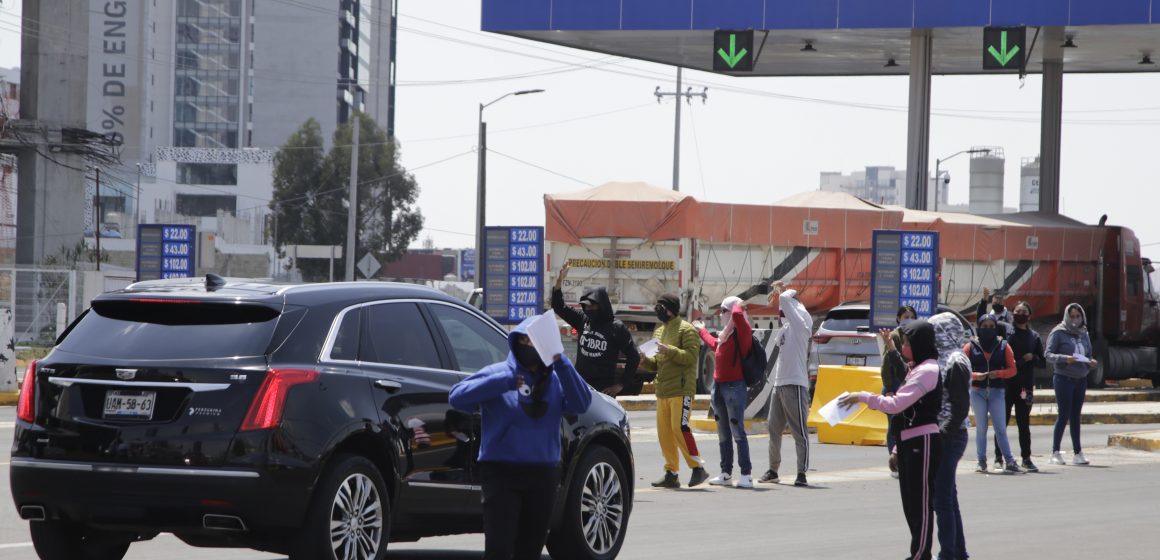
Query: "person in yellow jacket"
641 292 707 488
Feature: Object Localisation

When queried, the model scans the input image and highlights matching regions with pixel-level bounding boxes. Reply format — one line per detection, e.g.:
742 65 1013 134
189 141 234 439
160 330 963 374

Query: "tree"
271 115 424 281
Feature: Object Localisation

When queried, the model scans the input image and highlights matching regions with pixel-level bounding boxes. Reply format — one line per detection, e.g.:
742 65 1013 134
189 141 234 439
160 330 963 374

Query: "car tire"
291 454 390 560
29 520 130 560
546 446 630 560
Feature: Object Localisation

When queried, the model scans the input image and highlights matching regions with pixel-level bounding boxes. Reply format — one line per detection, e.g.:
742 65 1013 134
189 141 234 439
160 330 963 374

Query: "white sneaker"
890 470 899 479
735 474 754 489
1049 451 1066 465
708 473 732 486
1073 452 1090 465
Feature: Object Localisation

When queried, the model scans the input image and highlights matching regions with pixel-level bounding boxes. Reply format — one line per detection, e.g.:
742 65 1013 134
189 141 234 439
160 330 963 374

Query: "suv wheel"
547 446 630 560
30 520 130 560
293 454 390 560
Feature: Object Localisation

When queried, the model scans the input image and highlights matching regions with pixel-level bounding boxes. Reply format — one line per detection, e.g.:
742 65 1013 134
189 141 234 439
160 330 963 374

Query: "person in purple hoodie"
449 317 593 560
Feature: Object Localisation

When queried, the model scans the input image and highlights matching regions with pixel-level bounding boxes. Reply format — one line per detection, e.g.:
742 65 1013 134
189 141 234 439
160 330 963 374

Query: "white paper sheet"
639 339 661 358
1072 353 1090 364
818 392 860 427
525 310 566 367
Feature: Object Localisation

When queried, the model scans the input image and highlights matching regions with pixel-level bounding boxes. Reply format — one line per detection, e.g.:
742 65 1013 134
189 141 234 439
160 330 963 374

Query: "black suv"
10 278 634 560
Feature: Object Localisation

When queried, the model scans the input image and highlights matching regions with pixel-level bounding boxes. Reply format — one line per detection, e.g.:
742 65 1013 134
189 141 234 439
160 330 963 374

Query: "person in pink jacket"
841 319 943 560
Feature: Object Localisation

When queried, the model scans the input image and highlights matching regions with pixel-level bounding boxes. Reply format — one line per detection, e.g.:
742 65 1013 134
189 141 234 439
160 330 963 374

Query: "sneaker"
1004 462 1023 474
688 467 710 487
1073 452 1090 466
976 461 989 473
708 473 732 486
1022 459 1039 473
736 474 754 489
651 471 680 489
794 473 808 487
758 470 779 484
1049 451 1066 465
888 454 898 475
994 459 1004 472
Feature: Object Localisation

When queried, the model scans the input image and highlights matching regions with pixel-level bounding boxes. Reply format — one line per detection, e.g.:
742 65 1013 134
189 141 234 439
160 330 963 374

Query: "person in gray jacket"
930 313 972 560
1044 303 1099 466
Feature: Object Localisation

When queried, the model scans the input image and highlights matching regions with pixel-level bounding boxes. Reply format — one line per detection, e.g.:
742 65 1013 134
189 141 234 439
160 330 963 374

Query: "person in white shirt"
759 281 812 487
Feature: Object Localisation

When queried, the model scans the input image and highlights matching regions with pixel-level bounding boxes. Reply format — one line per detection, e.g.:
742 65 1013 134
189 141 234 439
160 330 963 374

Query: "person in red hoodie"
693 296 755 489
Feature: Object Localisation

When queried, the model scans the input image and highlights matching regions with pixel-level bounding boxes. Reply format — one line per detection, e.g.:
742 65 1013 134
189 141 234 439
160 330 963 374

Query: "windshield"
821 308 869 332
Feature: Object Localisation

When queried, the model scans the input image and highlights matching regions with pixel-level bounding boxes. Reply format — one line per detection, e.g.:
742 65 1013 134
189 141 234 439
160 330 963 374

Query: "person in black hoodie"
552 262 641 396
992 301 1045 472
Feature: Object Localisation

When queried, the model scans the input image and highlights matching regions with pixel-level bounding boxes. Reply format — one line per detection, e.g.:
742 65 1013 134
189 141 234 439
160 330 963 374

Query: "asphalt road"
3 408 1159 559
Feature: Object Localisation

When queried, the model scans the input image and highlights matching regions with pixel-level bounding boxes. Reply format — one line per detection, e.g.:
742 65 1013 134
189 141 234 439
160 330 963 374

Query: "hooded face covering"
900 319 939 365
514 343 543 370
992 303 1005 314
655 306 672 323
719 296 746 342
977 326 998 347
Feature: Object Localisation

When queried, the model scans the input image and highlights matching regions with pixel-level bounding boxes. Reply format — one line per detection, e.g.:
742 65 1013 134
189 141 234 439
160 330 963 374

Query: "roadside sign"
983 26 1026 70
460 248 476 281
357 253 381 279
482 226 544 325
713 30 754 72
137 224 196 281
871 230 940 331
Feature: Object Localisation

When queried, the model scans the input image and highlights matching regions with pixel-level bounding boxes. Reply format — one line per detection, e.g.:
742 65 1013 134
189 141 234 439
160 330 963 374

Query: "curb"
1107 431 1160 452
689 413 1160 435
618 396 710 412
0 392 17 406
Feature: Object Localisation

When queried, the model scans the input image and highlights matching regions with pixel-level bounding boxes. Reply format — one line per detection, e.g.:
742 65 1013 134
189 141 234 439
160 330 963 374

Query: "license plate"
103 390 157 420
846 356 867 367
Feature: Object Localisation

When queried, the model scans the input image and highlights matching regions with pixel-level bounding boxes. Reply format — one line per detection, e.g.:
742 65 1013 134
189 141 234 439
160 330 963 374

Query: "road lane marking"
0 422 14 429
0 543 33 550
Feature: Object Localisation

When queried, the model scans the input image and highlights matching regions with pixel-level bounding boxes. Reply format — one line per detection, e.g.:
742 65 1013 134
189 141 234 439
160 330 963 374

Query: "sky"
2 0 1159 262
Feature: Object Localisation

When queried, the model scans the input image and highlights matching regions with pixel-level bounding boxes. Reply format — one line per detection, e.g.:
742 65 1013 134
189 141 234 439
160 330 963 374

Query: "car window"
361 302 441 369
329 308 360 361
821 308 869 332
428 303 509 373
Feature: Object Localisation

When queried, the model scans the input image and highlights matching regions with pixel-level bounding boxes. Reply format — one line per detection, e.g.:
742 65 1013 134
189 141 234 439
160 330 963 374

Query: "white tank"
1020 156 1040 212
969 147 1005 214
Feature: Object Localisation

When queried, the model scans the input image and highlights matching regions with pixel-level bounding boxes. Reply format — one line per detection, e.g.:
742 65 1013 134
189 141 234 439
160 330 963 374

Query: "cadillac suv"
10 277 633 560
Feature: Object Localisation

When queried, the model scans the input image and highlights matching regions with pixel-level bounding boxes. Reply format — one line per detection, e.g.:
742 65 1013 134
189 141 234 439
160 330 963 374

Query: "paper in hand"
525 310 566 367
819 392 860 427
639 339 661 358
1072 354 1090 364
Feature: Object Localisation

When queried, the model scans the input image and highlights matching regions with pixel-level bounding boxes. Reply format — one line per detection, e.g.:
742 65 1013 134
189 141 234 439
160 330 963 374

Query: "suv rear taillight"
16 360 36 423
812 335 832 344
240 369 319 431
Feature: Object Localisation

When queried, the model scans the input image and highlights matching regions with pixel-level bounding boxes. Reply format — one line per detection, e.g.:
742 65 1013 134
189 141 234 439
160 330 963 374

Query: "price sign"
871 230 940 330
137 224 196 281
482 226 544 325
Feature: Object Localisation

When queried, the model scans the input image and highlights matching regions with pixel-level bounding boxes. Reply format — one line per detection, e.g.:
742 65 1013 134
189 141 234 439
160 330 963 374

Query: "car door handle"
374 379 403 392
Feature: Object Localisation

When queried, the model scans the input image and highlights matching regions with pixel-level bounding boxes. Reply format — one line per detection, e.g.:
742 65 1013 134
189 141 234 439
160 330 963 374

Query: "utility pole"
94 168 101 271
345 103 360 282
135 163 142 225
386 0 398 138
654 68 707 192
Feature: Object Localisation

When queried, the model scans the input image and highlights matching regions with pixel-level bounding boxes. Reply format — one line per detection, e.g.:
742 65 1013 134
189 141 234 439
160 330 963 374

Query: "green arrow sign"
717 34 749 69
982 26 1026 70
987 31 1020 67
712 30 754 72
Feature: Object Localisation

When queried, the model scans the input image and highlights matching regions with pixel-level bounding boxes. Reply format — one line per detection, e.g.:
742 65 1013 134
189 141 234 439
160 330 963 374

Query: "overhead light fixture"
884 58 899 68
1061 36 1077 48
801 42 816 52
1141 54 1155 65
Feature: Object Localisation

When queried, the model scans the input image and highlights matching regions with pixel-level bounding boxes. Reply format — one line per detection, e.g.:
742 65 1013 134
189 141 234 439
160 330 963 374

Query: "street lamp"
933 148 991 212
475 89 545 289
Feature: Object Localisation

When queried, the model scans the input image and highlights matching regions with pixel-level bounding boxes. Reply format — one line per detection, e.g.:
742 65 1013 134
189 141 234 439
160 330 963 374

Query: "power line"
486 148 593 186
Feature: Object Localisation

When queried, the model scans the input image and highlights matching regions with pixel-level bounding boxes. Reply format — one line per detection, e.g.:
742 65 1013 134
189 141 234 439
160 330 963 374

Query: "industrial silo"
969 146 1005 214
1020 156 1040 212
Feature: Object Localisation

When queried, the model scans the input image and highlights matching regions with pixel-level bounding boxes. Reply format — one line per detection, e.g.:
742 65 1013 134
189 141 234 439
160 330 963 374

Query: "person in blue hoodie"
448 317 593 560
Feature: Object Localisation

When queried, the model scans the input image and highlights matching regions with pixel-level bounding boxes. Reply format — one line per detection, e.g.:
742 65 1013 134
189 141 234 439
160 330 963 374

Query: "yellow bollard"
807 365 889 446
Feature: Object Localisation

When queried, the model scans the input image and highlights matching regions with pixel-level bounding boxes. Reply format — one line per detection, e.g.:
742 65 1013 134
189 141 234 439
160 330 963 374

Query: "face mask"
1069 318 1083 329
656 307 673 323
992 304 1005 314
978 327 998 346
899 318 914 328
1014 314 1030 325
514 344 543 370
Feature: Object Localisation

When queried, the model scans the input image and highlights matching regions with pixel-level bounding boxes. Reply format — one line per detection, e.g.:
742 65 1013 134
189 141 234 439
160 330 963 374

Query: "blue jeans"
934 429 969 560
712 380 752 476
1053 374 1087 453
970 387 1014 464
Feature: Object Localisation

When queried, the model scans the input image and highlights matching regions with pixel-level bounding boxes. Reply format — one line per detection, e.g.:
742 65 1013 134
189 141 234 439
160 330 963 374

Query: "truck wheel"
30 520 130 560
547 446 630 560
697 352 715 395
292 454 390 560
1089 347 1108 388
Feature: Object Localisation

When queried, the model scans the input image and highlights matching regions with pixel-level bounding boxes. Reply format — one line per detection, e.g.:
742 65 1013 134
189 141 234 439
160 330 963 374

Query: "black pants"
480 462 561 560
993 387 1032 462
898 432 942 560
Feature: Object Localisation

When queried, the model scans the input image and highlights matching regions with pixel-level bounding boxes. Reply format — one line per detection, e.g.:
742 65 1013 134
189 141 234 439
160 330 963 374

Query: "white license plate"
103 390 157 420
846 356 867 367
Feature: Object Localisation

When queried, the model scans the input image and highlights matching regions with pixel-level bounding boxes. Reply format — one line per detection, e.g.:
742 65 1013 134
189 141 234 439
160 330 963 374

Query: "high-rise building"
83 0 390 237
820 166 939 207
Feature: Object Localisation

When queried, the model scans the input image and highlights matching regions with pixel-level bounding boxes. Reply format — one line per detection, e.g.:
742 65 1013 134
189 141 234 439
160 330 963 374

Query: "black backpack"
732 333 768 387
